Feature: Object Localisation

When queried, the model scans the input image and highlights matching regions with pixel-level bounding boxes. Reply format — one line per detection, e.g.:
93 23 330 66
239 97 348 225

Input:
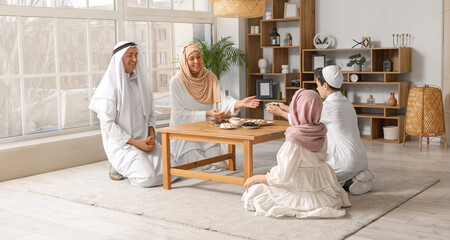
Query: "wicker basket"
403 85 448 150
210 0 266 18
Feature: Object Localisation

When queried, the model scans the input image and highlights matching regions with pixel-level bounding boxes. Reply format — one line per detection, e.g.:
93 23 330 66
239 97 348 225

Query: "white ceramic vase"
265 12 272 20
258 59 268 73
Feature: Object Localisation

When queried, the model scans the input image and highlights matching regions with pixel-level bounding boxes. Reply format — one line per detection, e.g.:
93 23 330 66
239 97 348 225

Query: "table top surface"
156 119 289 141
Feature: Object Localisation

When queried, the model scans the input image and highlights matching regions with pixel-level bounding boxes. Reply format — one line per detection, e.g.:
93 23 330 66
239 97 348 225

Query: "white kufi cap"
322 65 343 88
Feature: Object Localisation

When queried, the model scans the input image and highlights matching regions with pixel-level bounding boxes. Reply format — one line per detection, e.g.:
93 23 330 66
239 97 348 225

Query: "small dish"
229 118 245 126
220 123 237 129
266 102 279 108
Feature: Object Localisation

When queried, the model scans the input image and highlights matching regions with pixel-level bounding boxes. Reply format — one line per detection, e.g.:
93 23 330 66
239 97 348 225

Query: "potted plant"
193 37 249 80
347 53 366 71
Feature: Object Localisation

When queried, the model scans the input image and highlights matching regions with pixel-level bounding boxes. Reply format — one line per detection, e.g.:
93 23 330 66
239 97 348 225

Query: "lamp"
209 0 267 18
403 85 448 151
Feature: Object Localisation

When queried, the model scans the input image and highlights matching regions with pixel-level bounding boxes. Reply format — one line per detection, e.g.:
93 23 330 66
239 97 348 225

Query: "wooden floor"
0 139 449 240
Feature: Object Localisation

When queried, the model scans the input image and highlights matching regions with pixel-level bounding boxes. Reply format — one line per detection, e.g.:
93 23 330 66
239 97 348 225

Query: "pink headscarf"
285 89 327 152
177 43 221 105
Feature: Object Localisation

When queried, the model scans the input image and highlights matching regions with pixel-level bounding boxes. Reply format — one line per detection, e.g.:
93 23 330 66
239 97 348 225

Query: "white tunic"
242 140 351 218
320 91 368 184
169 75 238 163
97 74 170 187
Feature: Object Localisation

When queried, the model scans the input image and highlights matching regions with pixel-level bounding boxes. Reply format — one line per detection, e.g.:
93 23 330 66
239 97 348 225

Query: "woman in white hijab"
170 43 260 170
89 41 176 187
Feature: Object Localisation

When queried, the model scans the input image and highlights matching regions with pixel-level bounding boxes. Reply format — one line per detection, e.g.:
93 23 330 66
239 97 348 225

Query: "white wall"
316 0 443 87
216 18 247 103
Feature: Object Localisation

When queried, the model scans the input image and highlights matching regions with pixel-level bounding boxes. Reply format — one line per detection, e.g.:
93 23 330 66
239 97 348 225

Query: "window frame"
0 0 214 143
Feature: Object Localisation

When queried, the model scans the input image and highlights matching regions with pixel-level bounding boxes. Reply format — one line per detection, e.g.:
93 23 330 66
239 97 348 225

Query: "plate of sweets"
246 119 274 126
265 102 279 108
241 121 260 129
220 122 238 130
210 119 229 127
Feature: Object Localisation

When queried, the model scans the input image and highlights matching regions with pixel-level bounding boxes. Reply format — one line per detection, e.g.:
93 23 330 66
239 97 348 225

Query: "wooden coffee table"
156 120 289 189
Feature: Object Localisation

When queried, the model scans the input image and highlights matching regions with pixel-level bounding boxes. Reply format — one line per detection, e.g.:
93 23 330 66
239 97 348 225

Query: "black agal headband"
112 42 137 56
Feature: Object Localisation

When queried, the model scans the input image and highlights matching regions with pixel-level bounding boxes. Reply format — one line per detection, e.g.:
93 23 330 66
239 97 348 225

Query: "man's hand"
206 109 226 119
128 136 155 152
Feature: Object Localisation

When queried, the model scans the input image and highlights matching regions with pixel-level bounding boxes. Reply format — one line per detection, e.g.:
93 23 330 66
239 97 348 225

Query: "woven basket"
405 85 445 137
210 0 266 18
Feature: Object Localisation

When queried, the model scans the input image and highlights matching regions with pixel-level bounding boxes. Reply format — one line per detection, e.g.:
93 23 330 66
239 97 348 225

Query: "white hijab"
89 41 153 132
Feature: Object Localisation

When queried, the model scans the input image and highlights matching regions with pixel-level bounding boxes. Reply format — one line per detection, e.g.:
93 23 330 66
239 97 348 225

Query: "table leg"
228 144 236 171
162 133 171 190
243 140 253 180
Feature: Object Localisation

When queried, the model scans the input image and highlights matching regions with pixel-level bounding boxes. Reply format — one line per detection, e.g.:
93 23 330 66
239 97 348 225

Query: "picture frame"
312 55 326 71
256 79 274 99
284 2 299 18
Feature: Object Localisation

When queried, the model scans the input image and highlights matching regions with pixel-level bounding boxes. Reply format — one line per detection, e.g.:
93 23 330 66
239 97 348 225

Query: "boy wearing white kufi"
314 65 375 195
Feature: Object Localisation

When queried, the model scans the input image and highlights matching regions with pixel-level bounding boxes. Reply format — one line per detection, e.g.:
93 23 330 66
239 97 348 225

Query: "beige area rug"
28 148 438 240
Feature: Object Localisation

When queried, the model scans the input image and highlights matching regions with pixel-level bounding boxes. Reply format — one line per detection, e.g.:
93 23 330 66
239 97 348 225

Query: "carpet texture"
28 151 438 240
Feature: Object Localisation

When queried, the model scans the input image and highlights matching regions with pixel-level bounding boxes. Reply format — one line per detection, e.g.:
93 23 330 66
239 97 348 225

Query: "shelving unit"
246 0 315 119
301 47 412 143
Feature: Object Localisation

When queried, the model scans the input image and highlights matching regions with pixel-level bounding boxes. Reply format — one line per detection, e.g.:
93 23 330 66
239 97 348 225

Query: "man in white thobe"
89 41 176 187
315 65 375 195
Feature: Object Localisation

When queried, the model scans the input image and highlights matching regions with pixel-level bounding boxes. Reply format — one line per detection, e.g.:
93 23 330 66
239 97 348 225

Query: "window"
0 0 213 140
158 51 167 65
158 29 166 41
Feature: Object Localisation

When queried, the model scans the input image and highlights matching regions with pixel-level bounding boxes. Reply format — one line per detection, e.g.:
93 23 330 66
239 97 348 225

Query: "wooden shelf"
258 99 286 102
300 47 412 143
246 0 315 119
261 45 300 48
249 73 300 76
353 103 402 109
357 113 405 119
261 18 300 22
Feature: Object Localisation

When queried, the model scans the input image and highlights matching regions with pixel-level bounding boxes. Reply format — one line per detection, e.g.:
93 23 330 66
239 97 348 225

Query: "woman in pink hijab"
242 89 351 218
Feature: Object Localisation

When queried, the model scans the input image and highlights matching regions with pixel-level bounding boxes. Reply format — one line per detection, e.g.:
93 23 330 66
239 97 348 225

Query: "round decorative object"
258 58 268 73
313 33 330 49
265 11 272 20
350 74 359 82
281 65 289 73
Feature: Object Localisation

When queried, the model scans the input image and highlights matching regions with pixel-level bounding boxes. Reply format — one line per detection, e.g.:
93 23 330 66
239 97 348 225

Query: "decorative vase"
353 64 361 72
388 92 397 106
265 12 272 20
258 59 268 73
281 65 289 73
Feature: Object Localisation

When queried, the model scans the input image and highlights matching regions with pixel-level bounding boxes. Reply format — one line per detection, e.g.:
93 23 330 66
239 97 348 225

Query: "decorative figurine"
285 33 293 46
367 95 375 105
362 37 371 48
388 92 397 106
258 58 269 73
265 11 272 20
269 28 280 46
383 58 393 72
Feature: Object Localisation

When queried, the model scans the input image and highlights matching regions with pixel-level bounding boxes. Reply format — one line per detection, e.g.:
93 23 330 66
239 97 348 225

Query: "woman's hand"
206 109 226 119
266 105 289 120
128 136 155 152
235 96 261 110
244 175 267 192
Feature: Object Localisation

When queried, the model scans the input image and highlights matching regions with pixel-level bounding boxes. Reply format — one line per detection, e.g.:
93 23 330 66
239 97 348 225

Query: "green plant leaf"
193 37 249 80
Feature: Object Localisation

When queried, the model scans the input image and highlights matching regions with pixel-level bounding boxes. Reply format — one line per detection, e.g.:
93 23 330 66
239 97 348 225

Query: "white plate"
246 120 274 126
220 126 237 130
